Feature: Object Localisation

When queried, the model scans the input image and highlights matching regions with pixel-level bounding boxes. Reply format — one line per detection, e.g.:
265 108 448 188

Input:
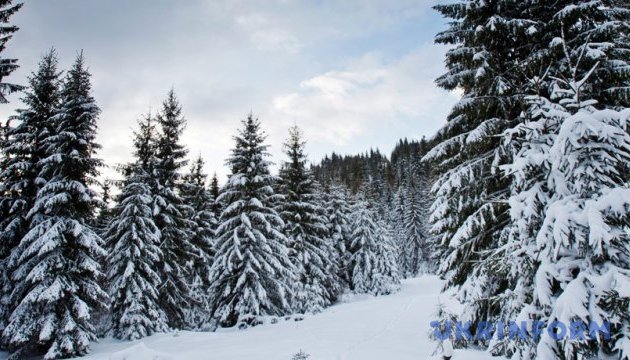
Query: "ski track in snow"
0 276 499 360
337 289 416 360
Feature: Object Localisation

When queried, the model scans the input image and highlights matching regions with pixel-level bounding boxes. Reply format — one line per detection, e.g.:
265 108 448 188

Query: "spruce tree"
414 163 437 273
2 52 107 360
132 112 158 182
424 0 560 343
0 0 23 104
348 201 399 295
323 184 353 288
0 49 61 333
105 117 167 341
373 220 400 294
497 14 630 357
152 90 197 329
428 0 628 357
390 185 407 275
180 155 215 329
536 90 629 360
94 179 113 236
402 179 426 276
209 172 221 220
92 178 113 337
277 126 340 313
209 114 294 327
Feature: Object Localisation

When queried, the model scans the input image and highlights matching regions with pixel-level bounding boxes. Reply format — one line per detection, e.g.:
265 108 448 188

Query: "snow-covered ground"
4 276 496 360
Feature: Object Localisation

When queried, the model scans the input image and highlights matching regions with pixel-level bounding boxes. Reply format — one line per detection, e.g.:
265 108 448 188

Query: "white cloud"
265 45 458 159
0 1 455 185
234 13 304 54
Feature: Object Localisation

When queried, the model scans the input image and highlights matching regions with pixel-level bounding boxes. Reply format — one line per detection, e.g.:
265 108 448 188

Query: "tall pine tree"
427 0 629 357
323 184 353 288
398 176 429 277
209 172 221 221
152 90 198 329
179 155 215 329
2 52 108 360
276 126 340 314
0 0 23 104
348 200 399 296
424 0 552 342
105 116 167 341
496 8 630 357
0 49 61 334
209 114 294 327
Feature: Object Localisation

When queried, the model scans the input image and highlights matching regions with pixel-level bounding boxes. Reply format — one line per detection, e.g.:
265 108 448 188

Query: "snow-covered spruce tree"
209 172 221 222
2 52 108 360
131 111 158 184
424 0 589 341
152 89 198 329
93 179 113 236
373 220 400 294
105 116 167 341
179 155 216 329
413 163 438 274
390 185 407 274
91 178 114 337
348 200 399 295
0 0 23 104
389 144 430 277
323 183 353 288
0 49 61 334
401 178 427 277
496 19 630 358
209 114 294 328
424 0 628 344
536 85 630 360
276 126 340 314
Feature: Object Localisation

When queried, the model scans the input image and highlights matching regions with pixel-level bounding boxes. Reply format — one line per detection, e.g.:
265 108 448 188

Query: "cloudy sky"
0 0 458 182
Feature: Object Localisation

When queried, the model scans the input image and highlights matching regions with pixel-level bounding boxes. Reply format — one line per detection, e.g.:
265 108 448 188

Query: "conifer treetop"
0 0 23 104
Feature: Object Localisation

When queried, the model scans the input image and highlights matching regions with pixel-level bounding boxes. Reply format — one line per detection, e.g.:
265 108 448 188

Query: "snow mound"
109 343 173 360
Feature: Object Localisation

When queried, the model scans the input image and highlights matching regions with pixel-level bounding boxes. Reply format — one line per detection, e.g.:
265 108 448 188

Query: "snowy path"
10 276 496 360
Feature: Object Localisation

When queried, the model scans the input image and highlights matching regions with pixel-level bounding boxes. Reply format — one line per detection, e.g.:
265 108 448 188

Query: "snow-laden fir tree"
152 90 198 329
423 1 534 334
276 126 340 314
0 49 61 334
348 200 399 295
423 1 630 348
373 220 400 294
0 0 23 104
105 116 167 341
401 178 427 277
179 155 216 329
92 178 114 337
93 179 113 236
209 172 221 222
209 114 294 327
390 185 406 272
496 16 630 357
415 164 438 274
323 183 353 288
2 52 108 360
535 87 630 360
388 138 436 275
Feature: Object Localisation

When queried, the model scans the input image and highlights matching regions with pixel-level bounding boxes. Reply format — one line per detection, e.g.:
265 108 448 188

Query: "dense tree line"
313 137 436 277
0 49 412 358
